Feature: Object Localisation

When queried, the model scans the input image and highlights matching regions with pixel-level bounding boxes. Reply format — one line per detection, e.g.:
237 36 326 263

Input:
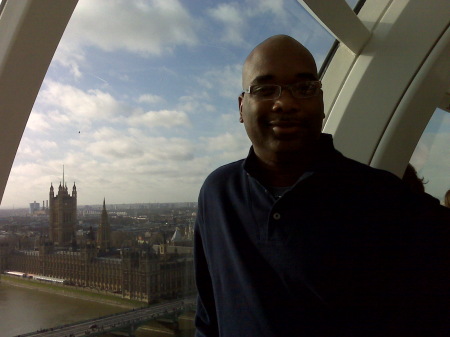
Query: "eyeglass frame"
242 80 322 101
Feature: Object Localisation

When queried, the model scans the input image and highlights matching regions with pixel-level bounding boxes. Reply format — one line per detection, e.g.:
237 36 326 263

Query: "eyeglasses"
243 80 322 101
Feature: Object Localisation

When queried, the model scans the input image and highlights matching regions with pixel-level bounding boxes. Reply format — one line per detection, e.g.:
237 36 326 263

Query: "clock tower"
49 172 77 247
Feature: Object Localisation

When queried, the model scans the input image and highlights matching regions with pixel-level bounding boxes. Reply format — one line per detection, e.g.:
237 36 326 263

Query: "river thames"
0 282 128 336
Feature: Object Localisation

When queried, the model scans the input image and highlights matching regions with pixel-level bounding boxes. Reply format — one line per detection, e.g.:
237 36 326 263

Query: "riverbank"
0 274 144 309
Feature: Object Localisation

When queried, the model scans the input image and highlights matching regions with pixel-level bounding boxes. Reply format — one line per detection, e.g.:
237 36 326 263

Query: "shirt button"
273 212 281 220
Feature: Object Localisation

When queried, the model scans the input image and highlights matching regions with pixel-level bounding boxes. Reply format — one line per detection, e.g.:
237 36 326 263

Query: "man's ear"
238 94 244 123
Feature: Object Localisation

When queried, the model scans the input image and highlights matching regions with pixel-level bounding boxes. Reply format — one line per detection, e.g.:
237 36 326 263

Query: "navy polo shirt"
194 134 450 337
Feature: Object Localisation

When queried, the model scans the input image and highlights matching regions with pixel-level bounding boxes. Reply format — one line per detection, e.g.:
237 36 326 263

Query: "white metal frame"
300 0 450 177
0 0 78 203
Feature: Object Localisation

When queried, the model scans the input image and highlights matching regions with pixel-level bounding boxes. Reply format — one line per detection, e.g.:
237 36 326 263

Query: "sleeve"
387 192 450 335
410 197 450 334
194 197 219 337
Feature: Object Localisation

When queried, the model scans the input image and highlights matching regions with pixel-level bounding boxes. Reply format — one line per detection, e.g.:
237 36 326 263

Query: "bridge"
16 297 196 337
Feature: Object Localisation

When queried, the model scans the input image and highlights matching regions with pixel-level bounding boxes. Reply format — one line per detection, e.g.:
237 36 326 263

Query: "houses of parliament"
0 181 196 303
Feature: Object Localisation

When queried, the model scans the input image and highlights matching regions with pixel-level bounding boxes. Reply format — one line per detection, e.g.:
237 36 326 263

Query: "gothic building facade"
49 182 77 247
0 187 196 303
5 241 195 302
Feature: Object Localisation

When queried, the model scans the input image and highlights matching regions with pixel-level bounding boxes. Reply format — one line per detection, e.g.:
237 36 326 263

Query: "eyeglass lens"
251 82 320 100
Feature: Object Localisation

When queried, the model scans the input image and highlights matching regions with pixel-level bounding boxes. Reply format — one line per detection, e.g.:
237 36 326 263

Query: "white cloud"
55 0 199 77
1 126 208 206
178 93 216 114
410 140 430 171
245 0 287 19
202 132 244 152
75 127 195 163
16 138 59 160
200 129 250 164
197 64 242 99
16 145 43 160
53 43 85 79
39 81 125 125
134 137 195 162
206 0 290 47
207 3 246 46
418 132 450 202
39 140 59 151
86 139 144 160
59 133 206 204
138 94 165 105
5 117 249 207
26 111 52 133
128 109 191 129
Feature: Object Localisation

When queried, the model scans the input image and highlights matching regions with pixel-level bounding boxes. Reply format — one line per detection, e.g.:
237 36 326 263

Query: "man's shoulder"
326 152 412 199
333 152 399 182
318 134 401 183
202 158 245 188
333 154 445 208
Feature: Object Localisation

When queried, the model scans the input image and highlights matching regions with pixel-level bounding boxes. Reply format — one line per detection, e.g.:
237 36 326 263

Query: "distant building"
97 199 111 252
0 188 196 303
3 241 195 303
29 201 40 214
49 182 77 247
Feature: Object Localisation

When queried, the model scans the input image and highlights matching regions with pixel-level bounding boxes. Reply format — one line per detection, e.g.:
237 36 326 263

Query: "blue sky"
2 0 448 208
2 0 335 208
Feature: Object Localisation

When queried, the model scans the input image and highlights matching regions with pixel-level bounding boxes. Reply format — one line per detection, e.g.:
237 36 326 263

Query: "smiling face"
239 35 324 163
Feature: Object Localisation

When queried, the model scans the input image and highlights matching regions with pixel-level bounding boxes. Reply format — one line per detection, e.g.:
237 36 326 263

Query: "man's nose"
272 87 301 111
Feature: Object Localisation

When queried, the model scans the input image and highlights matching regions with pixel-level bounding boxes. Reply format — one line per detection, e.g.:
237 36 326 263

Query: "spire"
101 198 108 219
98 198 111 251
62 165 64 188
101 198 108 218
49 183 54 199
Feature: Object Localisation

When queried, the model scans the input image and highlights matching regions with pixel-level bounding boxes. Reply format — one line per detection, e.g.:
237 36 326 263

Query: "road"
16 297 196 337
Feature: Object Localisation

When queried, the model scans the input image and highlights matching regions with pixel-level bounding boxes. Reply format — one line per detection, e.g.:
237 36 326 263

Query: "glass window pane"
410 108 450 204
3 0 335 208
1 1 337 333
346 0 365 12
346 0 359 9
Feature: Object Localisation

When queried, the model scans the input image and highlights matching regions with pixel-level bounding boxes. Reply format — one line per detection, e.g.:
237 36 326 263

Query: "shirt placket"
248 171 315 243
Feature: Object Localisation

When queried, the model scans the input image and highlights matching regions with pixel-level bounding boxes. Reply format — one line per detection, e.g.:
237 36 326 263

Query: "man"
194 35 450 336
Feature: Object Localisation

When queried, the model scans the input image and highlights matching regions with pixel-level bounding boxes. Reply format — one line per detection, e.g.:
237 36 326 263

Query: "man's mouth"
269 120 301 126
269 119 305 135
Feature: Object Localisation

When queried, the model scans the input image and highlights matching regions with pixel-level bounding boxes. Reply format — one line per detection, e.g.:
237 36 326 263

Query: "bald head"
238 34 324 165
242 35 318 89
